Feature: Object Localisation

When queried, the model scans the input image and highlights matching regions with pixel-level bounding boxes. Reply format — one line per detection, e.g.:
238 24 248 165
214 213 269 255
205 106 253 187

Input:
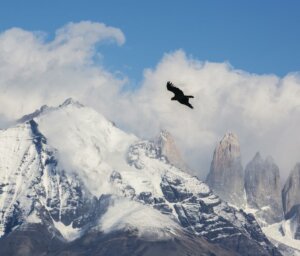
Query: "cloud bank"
0 21 300 180
0 21 125 124
121 51 300 180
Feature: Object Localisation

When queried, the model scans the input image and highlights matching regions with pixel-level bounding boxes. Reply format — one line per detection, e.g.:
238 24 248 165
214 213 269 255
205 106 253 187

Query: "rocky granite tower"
155 130 189 171
244 152 283 225
206 132 245 207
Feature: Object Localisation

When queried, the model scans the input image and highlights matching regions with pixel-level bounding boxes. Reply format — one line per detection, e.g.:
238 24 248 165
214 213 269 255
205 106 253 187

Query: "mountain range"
0 98 295 255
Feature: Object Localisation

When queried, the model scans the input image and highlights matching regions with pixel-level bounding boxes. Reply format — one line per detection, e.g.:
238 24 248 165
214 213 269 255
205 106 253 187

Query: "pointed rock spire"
245 152 283 224
206 132 245 207
155 129 189 172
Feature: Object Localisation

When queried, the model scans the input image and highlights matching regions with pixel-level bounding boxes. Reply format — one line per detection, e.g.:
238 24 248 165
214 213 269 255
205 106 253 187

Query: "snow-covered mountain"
0 99 281 255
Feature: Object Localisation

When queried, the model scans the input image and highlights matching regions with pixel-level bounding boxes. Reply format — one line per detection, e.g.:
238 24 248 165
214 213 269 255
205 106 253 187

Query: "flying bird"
166 81 194 109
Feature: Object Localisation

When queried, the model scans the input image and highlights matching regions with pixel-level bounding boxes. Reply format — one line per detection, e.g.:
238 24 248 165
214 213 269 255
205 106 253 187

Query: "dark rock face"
282 163 300 240
286 205 300 240
160 176 193 202
244 152 283 225
206 132 245 207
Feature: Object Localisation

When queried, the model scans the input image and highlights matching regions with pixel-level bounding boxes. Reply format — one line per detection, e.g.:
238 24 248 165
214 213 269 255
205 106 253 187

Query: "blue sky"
0 0 299 84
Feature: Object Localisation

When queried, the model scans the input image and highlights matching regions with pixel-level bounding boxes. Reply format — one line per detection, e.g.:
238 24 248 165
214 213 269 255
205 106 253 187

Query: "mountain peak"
18 104 50 123
221 132 239 144
218 132 240 158
254 151 261 158
223 131 238 141
216 131 241 161
251 152 275 166
155 129 189 172
18 98 85 123
59 98 84 108
253 151 263 162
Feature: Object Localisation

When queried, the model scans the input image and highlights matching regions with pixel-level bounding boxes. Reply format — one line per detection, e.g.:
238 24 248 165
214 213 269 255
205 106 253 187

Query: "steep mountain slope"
0 99 281 255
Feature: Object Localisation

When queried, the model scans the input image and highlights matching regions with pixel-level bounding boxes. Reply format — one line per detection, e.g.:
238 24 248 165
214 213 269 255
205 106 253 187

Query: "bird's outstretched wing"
166 81 184 96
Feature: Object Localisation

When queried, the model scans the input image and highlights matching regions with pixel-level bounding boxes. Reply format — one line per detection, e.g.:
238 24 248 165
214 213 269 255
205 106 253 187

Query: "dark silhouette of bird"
166 81 194 109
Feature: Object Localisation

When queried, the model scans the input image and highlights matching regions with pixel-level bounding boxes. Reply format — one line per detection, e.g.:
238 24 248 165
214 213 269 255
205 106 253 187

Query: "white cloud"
0 22 299 181
0 21 125 122
116 50 300 180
